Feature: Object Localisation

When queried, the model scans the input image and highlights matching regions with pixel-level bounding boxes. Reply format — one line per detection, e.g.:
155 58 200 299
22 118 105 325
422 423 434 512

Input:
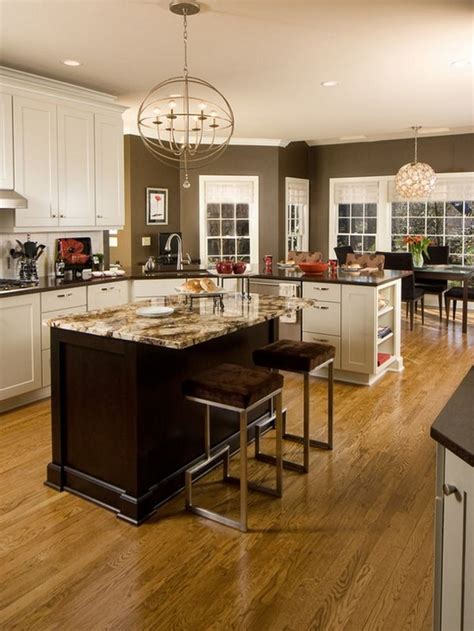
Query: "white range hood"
0 190 28 209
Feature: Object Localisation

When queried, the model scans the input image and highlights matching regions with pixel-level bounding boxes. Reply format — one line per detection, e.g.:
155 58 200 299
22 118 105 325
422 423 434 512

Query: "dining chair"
445 280 474 321
376 251 425 330
334 245 354 265
414 245 450 321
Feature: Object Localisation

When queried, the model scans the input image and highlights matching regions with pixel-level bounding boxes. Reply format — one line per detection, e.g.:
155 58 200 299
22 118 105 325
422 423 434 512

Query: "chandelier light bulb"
137 1 234 188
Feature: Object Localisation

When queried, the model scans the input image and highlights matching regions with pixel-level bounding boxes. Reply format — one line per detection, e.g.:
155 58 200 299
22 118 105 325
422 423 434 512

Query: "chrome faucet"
164 232 183 271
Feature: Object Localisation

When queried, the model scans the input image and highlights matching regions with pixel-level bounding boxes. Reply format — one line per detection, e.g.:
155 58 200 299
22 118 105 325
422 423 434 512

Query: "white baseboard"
0 387 50 414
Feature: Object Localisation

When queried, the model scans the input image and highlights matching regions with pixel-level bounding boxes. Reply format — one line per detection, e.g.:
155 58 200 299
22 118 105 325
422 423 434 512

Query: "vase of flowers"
403 235 431 268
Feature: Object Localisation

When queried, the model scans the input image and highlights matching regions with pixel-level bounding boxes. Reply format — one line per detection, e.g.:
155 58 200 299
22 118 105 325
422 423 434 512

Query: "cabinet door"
341 285 376 374
441 450 474 631
132 279 178 299
57 106 95 226
0 93 14 189
13 96 58 227
0 293 41 400
87 281 129 311
95 114 124 227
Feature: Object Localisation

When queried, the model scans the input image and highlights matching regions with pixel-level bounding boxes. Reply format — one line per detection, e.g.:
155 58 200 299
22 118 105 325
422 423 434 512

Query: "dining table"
414 264 474 333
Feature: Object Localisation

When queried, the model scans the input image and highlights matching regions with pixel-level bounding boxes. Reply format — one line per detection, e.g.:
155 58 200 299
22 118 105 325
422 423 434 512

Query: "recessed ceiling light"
62 59 82 67
321 80 339 87
450 58 471 68
340 134 367 141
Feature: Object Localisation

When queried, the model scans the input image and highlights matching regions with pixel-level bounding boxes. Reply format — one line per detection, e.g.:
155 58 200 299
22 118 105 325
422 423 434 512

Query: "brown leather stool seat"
183 363 283 409
253 339 335 374
253 339 335 473
183 363 284 533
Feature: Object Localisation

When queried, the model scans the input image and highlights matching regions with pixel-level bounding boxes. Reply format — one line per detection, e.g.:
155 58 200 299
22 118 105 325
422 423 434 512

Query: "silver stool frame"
254 359 334 474
185 388 283 533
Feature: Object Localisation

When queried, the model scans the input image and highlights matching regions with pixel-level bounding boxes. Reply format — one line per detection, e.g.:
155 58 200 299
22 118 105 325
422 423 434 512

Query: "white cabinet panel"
13 96 58 227
303 282 341 303
303 331 341 369
57 106 95 226
0 93 14 189
132 279 178 299
95 114 124 227
341 285 376 374
87 281 129 311
41 286 87 312
302 301 340 337
41 304 87 351
0 293 41 400
42 349 51 388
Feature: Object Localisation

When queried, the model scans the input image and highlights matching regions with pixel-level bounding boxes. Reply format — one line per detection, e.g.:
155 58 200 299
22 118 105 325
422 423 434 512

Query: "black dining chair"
415 246 450 321
334 245 354 265
445 280 474 321
376 251 425 330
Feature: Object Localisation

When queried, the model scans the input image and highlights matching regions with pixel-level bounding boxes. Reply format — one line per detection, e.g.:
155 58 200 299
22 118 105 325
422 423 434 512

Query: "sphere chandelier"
137 1 234 189
395 126 436 199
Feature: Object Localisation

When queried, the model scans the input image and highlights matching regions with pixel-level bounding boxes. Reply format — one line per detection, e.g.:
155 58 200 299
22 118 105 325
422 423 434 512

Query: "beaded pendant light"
395 126 436 198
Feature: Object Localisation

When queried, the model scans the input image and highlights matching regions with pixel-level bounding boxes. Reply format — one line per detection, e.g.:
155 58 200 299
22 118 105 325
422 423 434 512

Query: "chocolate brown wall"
309 133 474 259
180 145 280 261
119 135 181 266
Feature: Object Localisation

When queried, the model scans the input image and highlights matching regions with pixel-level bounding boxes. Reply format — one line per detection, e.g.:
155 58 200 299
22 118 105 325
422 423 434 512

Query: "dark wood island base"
45 320 278 524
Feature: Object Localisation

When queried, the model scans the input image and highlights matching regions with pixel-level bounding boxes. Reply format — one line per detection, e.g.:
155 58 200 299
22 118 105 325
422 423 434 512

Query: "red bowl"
298 262 329 274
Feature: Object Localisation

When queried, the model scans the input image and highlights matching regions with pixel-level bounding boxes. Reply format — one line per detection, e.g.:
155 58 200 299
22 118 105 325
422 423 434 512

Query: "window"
285 178 309 256
199 176 259 267
332 180 380 253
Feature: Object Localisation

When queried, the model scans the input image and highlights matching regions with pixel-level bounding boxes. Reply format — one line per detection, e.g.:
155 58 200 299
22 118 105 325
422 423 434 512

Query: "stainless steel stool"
253 339 335 473
183 363 284 533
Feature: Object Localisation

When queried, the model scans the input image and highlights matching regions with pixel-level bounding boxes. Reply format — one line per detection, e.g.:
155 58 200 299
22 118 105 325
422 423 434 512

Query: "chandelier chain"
183 9 189 77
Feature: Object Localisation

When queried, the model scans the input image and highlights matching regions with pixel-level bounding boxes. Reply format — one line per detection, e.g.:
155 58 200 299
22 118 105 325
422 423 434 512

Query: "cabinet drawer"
41 286 87 312
132 279 179 299
303 283 341 303
302 301 341 336
302 332 341 369
42 349 51 388
42 305 87 350
88 282 129 311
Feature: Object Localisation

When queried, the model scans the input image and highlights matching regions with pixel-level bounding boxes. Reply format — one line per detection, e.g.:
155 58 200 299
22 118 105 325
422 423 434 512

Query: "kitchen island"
45 293 308 524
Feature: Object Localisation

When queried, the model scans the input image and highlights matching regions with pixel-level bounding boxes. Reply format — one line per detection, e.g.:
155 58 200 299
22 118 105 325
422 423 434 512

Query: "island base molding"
46 322 278 524
313 356 404 386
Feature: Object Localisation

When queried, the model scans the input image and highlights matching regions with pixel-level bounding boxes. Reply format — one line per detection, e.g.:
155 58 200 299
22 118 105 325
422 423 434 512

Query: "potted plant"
403 235 431 268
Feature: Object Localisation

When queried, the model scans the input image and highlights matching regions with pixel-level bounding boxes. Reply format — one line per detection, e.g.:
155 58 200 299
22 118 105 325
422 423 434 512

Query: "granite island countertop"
47 293 310 350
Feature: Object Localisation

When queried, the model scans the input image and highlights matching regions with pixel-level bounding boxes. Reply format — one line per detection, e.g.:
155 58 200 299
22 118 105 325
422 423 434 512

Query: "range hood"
0 190 28 209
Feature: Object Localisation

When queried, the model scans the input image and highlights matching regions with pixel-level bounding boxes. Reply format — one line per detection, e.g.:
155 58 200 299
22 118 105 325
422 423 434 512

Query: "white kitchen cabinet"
87 281 129 310
0 92 14 189
41 286 87 312
340 284 376 374
95 114 124 227
303 331 341 369
57 106 95 227
41 304 87 351
132 279 179 299
436 447 474 631
0 293 41 400
13 96 58 228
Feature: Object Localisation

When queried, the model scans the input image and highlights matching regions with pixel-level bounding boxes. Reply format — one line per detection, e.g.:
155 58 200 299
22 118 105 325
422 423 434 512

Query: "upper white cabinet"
95 114 124 227
0 66 126 231
14 96 59 228
57 106 95 227
0 92 14 189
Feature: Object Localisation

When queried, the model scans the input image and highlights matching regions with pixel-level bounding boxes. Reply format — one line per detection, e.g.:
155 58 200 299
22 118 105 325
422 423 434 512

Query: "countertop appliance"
248 278 302 341
0 278 39 292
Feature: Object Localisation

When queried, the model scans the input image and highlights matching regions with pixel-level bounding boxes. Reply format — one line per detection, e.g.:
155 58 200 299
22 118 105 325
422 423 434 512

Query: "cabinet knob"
97 215 103 219
443 483 458 496
51 214 57 218
60 214 65 218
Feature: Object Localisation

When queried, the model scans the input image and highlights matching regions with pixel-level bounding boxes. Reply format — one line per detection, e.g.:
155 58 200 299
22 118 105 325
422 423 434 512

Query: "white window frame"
199 175 259 268
329 172 474 259
285 177 309 257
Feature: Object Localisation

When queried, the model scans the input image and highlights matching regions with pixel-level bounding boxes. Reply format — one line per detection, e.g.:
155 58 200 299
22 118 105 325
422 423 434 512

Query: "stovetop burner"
0 278 39 292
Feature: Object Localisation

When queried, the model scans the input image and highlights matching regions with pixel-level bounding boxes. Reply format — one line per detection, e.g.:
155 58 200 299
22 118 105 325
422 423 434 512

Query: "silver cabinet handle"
313 286 329 291
97 214 103 219
50 204 57 219
60 214 65 218
314 338 329 343
443 483 458 496
57 292 73 298
101 287 109 291
314 305 329 310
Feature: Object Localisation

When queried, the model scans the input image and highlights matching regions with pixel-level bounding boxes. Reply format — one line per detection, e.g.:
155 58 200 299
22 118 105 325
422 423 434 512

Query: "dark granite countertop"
431 367 474 467
250 267 412 286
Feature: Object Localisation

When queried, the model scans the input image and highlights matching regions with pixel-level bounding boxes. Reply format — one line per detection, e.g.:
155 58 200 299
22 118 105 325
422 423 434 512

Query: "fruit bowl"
298 262 329 274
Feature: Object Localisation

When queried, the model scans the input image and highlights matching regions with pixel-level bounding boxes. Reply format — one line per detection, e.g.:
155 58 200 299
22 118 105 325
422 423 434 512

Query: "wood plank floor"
1 308 473 630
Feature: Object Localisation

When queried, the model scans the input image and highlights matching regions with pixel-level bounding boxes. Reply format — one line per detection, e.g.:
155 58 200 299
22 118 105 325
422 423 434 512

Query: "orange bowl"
298 261 329 274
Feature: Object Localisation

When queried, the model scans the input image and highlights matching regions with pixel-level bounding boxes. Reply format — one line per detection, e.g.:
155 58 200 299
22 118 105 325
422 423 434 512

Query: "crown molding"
0 66 127 113
307 127 474 146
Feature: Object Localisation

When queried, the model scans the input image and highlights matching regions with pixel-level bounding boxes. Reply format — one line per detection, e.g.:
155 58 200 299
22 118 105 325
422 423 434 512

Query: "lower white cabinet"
302 331 341 369
0 293 41 400
436 446 474 631
87 281 129 310
340 285 376 374
132 279 179 299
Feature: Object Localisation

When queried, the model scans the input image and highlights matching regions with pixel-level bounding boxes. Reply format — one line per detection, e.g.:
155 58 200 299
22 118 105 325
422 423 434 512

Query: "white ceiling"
0 0 473 144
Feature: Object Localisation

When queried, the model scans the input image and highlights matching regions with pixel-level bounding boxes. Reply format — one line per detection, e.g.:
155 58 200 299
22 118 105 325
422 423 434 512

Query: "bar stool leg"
303 372 310 472
239 410 248 532
275 391 283 496
328 361 334 450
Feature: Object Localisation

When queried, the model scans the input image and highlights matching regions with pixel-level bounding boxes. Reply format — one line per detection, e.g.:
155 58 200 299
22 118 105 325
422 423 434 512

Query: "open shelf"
378 305 394 318
376 353 397 373
377 332 393 345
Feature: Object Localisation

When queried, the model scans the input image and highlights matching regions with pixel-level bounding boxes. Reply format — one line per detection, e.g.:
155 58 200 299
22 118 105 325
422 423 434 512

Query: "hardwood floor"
1 308 473 630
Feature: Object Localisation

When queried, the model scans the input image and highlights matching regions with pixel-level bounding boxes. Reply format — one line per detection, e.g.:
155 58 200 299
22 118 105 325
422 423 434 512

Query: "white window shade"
388 176 474 202
334 181 379 204
204 180 255 204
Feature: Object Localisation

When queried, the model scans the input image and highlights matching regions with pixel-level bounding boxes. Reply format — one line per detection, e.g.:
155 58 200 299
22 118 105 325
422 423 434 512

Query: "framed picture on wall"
146 188 168 225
